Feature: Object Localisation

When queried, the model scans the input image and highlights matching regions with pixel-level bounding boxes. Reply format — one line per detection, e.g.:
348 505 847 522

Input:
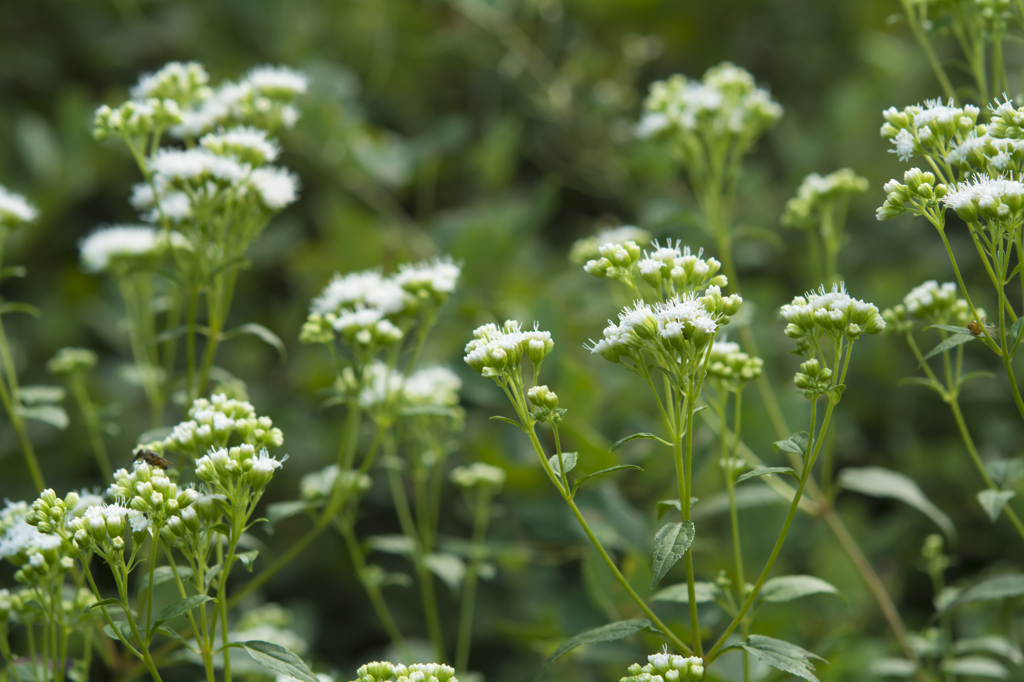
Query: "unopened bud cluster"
450 463 507 491
880 99 980 163
464 321 555 380
144 393 284 456
792 358 834 399
527 385 562 423
94 99 184 140
707 340 763 385
107 462 199 528
350 661 457 682
876 168 947 221
620 653 705 682
781 283 885 347
569 225 651 264
196 444 284 492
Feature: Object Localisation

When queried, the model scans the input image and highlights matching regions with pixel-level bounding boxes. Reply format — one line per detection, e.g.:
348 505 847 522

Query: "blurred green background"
1 0 1023 680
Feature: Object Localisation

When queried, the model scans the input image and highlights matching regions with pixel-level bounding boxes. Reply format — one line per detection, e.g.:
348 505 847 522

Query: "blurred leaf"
925 325 973 335
548 451 577 478
267 500 320 526
489 415 525 432
921 334 975 364
572 465 643 495
0 266 26 281
736 467 796 484
16 404 68 429
953 637 1024 666
424 552 465 590
656 498 699 521
366 535 415 556
651 581 719 603
987 458 1024 487
838 466 956 540
693 486 787 519
0 302 40 317
83 598 122 614
535 619 652 680
773 432 809 455
103 622 134 644
151 566 192 587
869 658 919 677
741 635 826 682
759 575 843 603
237 550 259 572
610 432 672 451
941 657 1009 679
232 640 318 682
225 323 287 362
977 490 1016 522
944 574 1024 612
19 385 65 404
651 520 695 588
155 626 198 653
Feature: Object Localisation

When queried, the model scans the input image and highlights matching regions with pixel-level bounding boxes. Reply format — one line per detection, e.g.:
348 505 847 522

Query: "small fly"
132 449 171 469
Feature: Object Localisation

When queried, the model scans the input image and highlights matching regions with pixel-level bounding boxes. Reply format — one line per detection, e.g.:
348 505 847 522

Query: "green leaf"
0 265 27 281
102 622 135 644
226 323 287 362
692 486 787 519
773 432 809 455
978 490 1016 522
366 534 415 556
267 500 319 525
941 657 1009 679
656 498 699 521
155 626 199 653
152 595 215 630
759 575 843 603
610 432 673 451
650 520 695 588
534 619 652 680
0 302 40 317
650 581 720 603
233 640 318 682
953 637 1024 666
15 404 69 429
741 635 826 682
489 415 525 432
83 598 122 615
423 552 465 590
925 324 974 335
148 325 209 346
237 550 259 572
958 370 996 388
151 566 192 587
944 573 1024 612
987 458 1024 487
869 658 919 677
735 467 797 484
897 376 946 395
1012 316 1024 342
571 465 642 494
838 466 956 540
921 333 976 364
19 385 65 405
548 451 577 479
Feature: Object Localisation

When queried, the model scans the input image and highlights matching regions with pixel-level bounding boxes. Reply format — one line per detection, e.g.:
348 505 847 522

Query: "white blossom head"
0 185 38 229
79 225 188 273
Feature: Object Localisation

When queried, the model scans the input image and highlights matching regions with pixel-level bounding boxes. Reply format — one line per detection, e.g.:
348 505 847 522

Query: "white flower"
79 225 185 273
942 174 1024 212
892 129 914 161
0 185 37 226
249 166 300 209
310 270 410 316
250 451 283 474
130 61 209 100
245 66 308 97
149 148 250 185
403 367 462 407
0 501 62 560
393 257 461 296
201 126 280 164
904 280 957 316
128 510 150 535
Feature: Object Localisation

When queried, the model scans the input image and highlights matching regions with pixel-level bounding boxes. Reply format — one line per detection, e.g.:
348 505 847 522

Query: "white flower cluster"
946 129 1023 171
348 361 462 409
781 283 885 342
876 168 947 221
130 61 210 104
450 462 506 490
707 339 763 384
464 321 555 379
78 224 190 273
781 168 869 228
881 99 980 162
0 185 37 229
589 287 741 365
620 653 705 682
195 444 284 491
637 62 782 150
634 242 728 293
942 173 1024 223
569 225 652 264
107 461 199 527
350 661 457 682
299 465 371 502
144 393 284 456
393 256 462 303
898 280 980 327
0 500 63 566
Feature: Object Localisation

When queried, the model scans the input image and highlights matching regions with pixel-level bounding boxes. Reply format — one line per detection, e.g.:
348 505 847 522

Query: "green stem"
455 488 493 673
901 0 957 100
113 560 164 682
0 315 44 490
70 373 112 481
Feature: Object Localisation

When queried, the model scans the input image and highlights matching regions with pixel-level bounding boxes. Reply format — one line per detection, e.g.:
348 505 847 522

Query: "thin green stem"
0 315 44 491
69 373 112 481
455 488 493 673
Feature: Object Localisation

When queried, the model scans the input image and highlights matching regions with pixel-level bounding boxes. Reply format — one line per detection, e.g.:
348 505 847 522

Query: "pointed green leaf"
773 432 809 455
944 573 1024 612
736 467 797 484
1012 316 1024 342
897 376 946 395
651 581 720 603
987 458 1024 487
155 626 199 653
759 575 844 603
15 404 69 429
0 302 40 317
741 635 826 682
534 619 652 680
152 595 215 630
102 622 135 645
226 323 287 362
925 324 974 335
366 534 415 556
610 432 673 451
869 658 919 677
838 466 956 540
19 385 65 405
548 451 577 479
958 371 996 388
489 415 525 432
424 552 465 591
953 636 1024 666
233 640 318 682
237 550 259 572
656 498 699 521
978 490 1016 523
82 598 122 615
921 333 975 364
151 566 191 587
651 520 695 588
572 465 643 494
941 657 1009 679
267 500 319 526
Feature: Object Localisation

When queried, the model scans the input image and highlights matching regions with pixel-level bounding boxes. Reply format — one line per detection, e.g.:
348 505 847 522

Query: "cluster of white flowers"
635 242 728 293
620 653 705 682
311 269 410 317
707 339 763 384
0 185 37 229
393 256 462 302
781 283 886 342
450 462 506 490
942 173 1024 223
130 61 211 104
881 99 981 162
0 500 63 566
78 224 190 273
195 444 284 491
781 168 869 228
569 225 652 264
464 321 555 379
347 361 462 410
637 62 782 149
889 280 980 328
106 461 199 527
946 129 1023 171
350 661 457 682
144 393 284 456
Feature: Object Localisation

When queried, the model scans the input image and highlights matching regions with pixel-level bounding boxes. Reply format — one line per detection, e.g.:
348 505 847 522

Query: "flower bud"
64 492 80 511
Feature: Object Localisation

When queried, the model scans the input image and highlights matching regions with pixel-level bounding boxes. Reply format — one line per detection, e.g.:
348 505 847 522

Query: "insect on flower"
968 318 986 336
132 449 171 469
